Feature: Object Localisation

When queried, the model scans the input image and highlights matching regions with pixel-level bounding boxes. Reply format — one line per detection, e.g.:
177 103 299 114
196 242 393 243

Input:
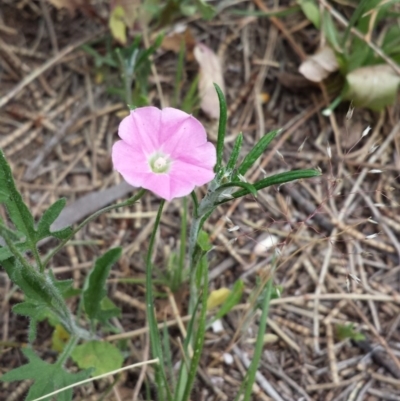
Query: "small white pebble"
254 235 279 255
211 319 224 333
223 353 234 365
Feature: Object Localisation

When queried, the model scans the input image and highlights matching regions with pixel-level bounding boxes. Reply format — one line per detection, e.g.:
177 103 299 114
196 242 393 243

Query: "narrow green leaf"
218 181 257 197
71 340 123 376
322 11 342 53
194 0 215 19
162 323 176 388
225 169 320 201
145 200 172 401
229 6 299 18
214 84 227 173
36 198 68 240
237 130 279 176
0 149 36 241
83 247 122 321
19 267 54 305
226 133 243 173
182 252 208 400
0 240 29 261
51 226 73 240
96 297 121 323
13 301 47 318
298 0 320 28
242 279 273 401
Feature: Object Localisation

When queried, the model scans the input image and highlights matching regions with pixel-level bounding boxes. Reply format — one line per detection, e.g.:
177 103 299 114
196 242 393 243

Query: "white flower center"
154 156 167 170
149 152 171 174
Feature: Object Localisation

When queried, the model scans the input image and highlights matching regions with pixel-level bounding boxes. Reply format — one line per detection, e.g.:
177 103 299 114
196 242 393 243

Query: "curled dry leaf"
194 43 225 119
344 64 400 111
299 46 339 82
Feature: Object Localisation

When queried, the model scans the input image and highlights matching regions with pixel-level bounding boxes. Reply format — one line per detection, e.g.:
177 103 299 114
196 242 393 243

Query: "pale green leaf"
71 340 124 376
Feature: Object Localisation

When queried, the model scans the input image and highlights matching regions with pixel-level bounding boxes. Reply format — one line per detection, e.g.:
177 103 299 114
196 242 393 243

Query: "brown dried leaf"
299 46 339 82
46 0 84 15
194 43 225 119
161 28 196 61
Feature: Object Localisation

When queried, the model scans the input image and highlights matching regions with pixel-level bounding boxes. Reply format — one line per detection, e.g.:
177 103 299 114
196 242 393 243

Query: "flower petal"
141 173 173 201
158 108 208 157
170 160 216 187
175 141 216 170
113 106 216 200
118 107 162 154
112 141 150 187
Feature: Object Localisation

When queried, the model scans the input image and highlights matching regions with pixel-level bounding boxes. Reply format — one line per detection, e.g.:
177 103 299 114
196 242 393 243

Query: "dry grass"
1 1 400 400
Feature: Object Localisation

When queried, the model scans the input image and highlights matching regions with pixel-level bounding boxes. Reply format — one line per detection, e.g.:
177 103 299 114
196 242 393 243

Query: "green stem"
1 228 84 337
145 199 170 401
234 276 274 401
56 335 79 368
43 189 146 267
1 224 37 277
177 197 187 289
31 245 44 273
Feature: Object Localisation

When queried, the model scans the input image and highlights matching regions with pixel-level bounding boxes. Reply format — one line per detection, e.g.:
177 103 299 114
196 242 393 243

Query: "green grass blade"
226 133 243 173
237 130 279 176
145 199 172 401
214 84 227 173
234 277 274 401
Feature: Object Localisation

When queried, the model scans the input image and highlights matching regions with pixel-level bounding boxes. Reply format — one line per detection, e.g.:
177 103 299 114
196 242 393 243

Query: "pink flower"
112 107 216 201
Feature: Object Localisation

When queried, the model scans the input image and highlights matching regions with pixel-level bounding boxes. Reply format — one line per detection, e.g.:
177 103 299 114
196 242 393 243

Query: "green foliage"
209 280 244 325
234 278 274 401
298 0 320 28
71 341 124 376
0 347 91 401
343 65 400 111
36 198 73 241
83 34 162 106
297 0 400 111
336 323 365 342
237 130 280 176
83 247 122 323
214 83 228 173
197 230 212 252
225 169 321 202
155 0 215 26
226 133 243 174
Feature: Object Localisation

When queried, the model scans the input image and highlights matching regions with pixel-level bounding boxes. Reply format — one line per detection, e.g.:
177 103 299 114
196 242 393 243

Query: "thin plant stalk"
145 199 172 401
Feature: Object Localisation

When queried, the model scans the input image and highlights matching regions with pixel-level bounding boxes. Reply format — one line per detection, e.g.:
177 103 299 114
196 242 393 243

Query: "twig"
0 29 104 109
